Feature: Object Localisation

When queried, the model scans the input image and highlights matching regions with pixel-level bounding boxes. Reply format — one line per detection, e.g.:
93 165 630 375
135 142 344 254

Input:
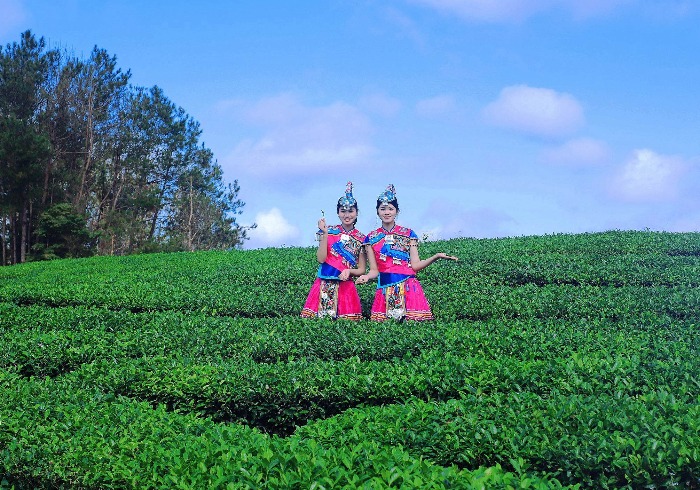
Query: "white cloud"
224 94 376 181
383 6 426 47
359 93 402 117
540 137 610 165
564 0 635 19
406 0 634 23
246 207 301 249
408 0 545 23
483 85 584 138
0 0 27 37
609 149 688 202
635 1 696 20
416 95 456 117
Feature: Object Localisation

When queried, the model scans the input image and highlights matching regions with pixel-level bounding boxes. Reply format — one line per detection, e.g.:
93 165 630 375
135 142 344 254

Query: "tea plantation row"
1 230 700 488
2 231 700 316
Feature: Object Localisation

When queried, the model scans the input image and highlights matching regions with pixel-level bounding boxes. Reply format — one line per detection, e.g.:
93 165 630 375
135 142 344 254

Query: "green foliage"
1 230 700 487
0 115 50 206
31 203 96 260
1 30 252 265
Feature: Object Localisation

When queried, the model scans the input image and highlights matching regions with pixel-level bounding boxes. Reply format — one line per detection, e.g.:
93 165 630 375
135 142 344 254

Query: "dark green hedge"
2 230 700 488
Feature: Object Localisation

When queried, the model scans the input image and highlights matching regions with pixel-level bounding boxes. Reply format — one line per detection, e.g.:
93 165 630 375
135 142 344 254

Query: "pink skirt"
301 278 363 320
370 277 433 321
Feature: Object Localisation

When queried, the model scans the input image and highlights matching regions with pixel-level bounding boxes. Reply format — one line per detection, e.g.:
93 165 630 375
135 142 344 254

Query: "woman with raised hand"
356 184 458 321
301 182 373 320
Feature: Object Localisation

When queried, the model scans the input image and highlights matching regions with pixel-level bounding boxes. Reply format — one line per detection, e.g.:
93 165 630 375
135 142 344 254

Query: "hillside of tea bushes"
1 230 700 488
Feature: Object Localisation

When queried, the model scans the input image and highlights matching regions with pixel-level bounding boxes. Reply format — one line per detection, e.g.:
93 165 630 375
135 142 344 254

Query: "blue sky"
2 0 700 248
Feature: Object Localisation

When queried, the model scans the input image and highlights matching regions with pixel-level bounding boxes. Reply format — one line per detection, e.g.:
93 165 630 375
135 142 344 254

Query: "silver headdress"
377 184 396 204
338 181 357 209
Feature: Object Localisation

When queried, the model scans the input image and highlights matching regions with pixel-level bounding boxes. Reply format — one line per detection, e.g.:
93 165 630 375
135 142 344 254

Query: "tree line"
0 30 254 266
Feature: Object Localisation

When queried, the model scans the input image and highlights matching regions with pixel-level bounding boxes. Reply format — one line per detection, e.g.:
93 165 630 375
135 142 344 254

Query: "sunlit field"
2 230 700 488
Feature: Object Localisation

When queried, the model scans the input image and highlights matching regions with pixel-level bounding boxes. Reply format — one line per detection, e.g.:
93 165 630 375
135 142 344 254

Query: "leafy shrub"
2 230 700 487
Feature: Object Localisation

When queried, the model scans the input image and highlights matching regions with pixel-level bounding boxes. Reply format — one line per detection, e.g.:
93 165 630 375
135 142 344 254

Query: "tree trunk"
76 88 95 208
187 177 194 251
149 176 170 242
42 155 55 205
20 203 29 263
10 214 18 265
1 214 6 266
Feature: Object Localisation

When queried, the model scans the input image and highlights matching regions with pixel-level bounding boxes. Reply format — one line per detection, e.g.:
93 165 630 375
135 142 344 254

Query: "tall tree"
1 31 253 264
58 47 130 211
0 31 53 264
166 148 253 251
0 116 51 263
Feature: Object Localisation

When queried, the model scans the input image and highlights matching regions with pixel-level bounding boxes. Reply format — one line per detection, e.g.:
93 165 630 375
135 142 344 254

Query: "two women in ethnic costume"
302 183 457 321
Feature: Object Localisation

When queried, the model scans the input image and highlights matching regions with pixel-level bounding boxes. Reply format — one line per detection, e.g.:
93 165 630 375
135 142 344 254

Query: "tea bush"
1 230 700 488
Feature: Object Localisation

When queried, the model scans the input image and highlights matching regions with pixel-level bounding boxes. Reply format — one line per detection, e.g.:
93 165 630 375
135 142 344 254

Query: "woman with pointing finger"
301 182 374 320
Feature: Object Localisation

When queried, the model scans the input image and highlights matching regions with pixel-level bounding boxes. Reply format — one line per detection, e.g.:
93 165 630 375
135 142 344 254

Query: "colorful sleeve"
409 229 419 240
